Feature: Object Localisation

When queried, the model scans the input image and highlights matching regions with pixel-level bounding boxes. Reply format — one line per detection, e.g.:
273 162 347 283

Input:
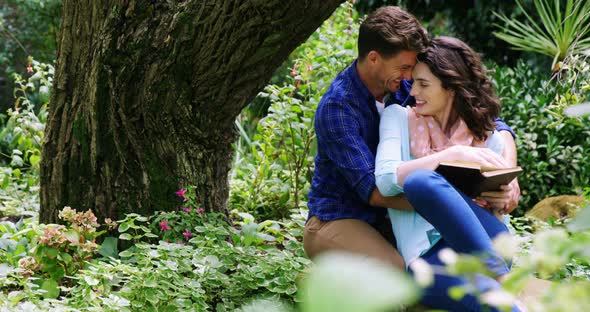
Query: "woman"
375 37 521 311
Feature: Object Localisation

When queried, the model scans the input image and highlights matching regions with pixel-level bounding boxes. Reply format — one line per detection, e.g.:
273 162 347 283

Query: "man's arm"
477 131 520 214
315 101 379 204
494 118 516 138
500 131 520 214
369 188 413 210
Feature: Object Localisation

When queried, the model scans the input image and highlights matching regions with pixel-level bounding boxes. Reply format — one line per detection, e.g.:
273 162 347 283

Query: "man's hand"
369 188 413 210
476 131 521 215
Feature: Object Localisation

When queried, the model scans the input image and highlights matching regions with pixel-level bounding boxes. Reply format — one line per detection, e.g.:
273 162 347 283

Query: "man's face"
375 50 417 93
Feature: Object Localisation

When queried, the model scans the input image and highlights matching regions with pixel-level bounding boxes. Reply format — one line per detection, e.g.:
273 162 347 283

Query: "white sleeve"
375 105 407 196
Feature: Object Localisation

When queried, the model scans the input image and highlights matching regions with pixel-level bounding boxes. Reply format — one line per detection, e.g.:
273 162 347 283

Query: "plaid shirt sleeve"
494 118 516 138
315 101 376 203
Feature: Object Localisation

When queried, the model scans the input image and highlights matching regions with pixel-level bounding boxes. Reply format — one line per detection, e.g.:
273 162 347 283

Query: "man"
303 6 519 268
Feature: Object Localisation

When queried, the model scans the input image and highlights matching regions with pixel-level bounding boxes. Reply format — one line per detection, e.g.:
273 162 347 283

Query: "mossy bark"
40 0 342 223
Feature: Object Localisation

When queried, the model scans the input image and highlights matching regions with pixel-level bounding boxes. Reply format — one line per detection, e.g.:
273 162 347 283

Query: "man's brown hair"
358 6 429 61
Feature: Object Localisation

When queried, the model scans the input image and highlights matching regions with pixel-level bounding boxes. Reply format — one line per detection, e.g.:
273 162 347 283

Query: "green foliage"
147 186 227 244
230 2 358 220
492 59 590 214
0 59 51 217
0 58 51 168
1 206 311 310
0 217 35 273
494 0 590 71
0 0 60 68
24 207 105 298
116 213 158 244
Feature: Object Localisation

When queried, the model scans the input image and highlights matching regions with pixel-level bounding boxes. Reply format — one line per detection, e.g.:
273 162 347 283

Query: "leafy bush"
494 0 590 71
0 0 60 65
0 0 60 113
0 59 50 217
230 2 358 220
493 59 590 214
0 207 311 311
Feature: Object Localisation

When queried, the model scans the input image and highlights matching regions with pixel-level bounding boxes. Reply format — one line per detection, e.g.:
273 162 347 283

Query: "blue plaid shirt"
308 60 514 225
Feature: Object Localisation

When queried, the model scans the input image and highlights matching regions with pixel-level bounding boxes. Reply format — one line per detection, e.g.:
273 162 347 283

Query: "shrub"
493 59 590 214
229 2 358 220
494 0 590 71
0 58 51 217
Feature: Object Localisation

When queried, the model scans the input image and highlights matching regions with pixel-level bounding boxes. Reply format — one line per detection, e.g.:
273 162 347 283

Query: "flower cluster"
39 224 67 247
150 187 209 243
18 256 39 278
21 207 106 283
59 206 100 234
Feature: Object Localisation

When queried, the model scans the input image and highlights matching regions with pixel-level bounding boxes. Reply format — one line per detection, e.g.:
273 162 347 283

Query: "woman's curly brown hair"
417 36 500 141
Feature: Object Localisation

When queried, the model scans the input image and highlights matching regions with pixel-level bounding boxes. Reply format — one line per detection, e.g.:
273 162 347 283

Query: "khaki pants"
303 216 405 269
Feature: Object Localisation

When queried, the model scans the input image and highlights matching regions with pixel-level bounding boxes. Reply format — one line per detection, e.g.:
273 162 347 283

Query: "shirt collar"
350 59 375 103
349 59 381 115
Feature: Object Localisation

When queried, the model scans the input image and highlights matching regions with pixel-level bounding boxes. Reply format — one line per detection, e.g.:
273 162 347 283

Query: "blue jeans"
404 169 519 312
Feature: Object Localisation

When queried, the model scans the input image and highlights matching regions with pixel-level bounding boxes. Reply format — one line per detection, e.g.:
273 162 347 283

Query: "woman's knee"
403 169 440 195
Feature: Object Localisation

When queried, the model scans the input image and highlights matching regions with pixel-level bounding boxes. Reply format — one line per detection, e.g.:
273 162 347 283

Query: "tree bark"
40 0 342 223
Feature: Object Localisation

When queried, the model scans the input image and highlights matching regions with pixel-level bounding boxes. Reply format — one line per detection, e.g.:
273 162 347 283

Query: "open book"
435 161 523 197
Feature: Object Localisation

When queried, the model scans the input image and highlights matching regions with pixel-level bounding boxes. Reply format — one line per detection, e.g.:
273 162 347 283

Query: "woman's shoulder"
382 104 409 117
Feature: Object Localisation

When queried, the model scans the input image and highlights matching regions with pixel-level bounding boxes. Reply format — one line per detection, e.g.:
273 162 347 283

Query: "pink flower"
290 63 297 77
27 64 33 73
175 188 187 200
197 207 204 215
182 207 191 213
183 229 192 240
159 220 171 231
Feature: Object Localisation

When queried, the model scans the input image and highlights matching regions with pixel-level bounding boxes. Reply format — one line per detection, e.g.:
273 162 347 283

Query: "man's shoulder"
320 67 367 108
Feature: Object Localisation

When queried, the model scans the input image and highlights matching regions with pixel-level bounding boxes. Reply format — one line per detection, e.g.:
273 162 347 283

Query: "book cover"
435 161 522 197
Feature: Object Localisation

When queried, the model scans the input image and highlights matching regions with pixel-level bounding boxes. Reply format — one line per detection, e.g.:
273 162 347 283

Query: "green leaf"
118 222 130 233
50 267 65 280
46 247 59 258
59 252 73 264
41 279 60 299
99 236 119 258
84 276 100 286
118 249 135 258
64 230 80 244
39 85 50 103
29 154 41 167
119 233 133 240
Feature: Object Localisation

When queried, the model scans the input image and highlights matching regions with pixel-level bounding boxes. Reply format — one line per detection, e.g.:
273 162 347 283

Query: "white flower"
480 289 516 308
533 228 568 253
409 258 434 287
438 248 458 265
492 232 521 260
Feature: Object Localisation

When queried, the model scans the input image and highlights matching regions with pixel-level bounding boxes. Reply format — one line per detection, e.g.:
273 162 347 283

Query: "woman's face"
409 62 454 122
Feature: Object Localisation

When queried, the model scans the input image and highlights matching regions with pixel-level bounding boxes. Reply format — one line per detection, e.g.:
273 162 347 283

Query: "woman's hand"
444 145 510 169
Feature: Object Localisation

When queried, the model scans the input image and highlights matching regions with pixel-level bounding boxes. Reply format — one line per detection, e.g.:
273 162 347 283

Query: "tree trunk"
40 0 342 224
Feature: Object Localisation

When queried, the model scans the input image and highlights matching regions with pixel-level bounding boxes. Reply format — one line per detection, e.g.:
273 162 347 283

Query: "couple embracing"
303 6 522 312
